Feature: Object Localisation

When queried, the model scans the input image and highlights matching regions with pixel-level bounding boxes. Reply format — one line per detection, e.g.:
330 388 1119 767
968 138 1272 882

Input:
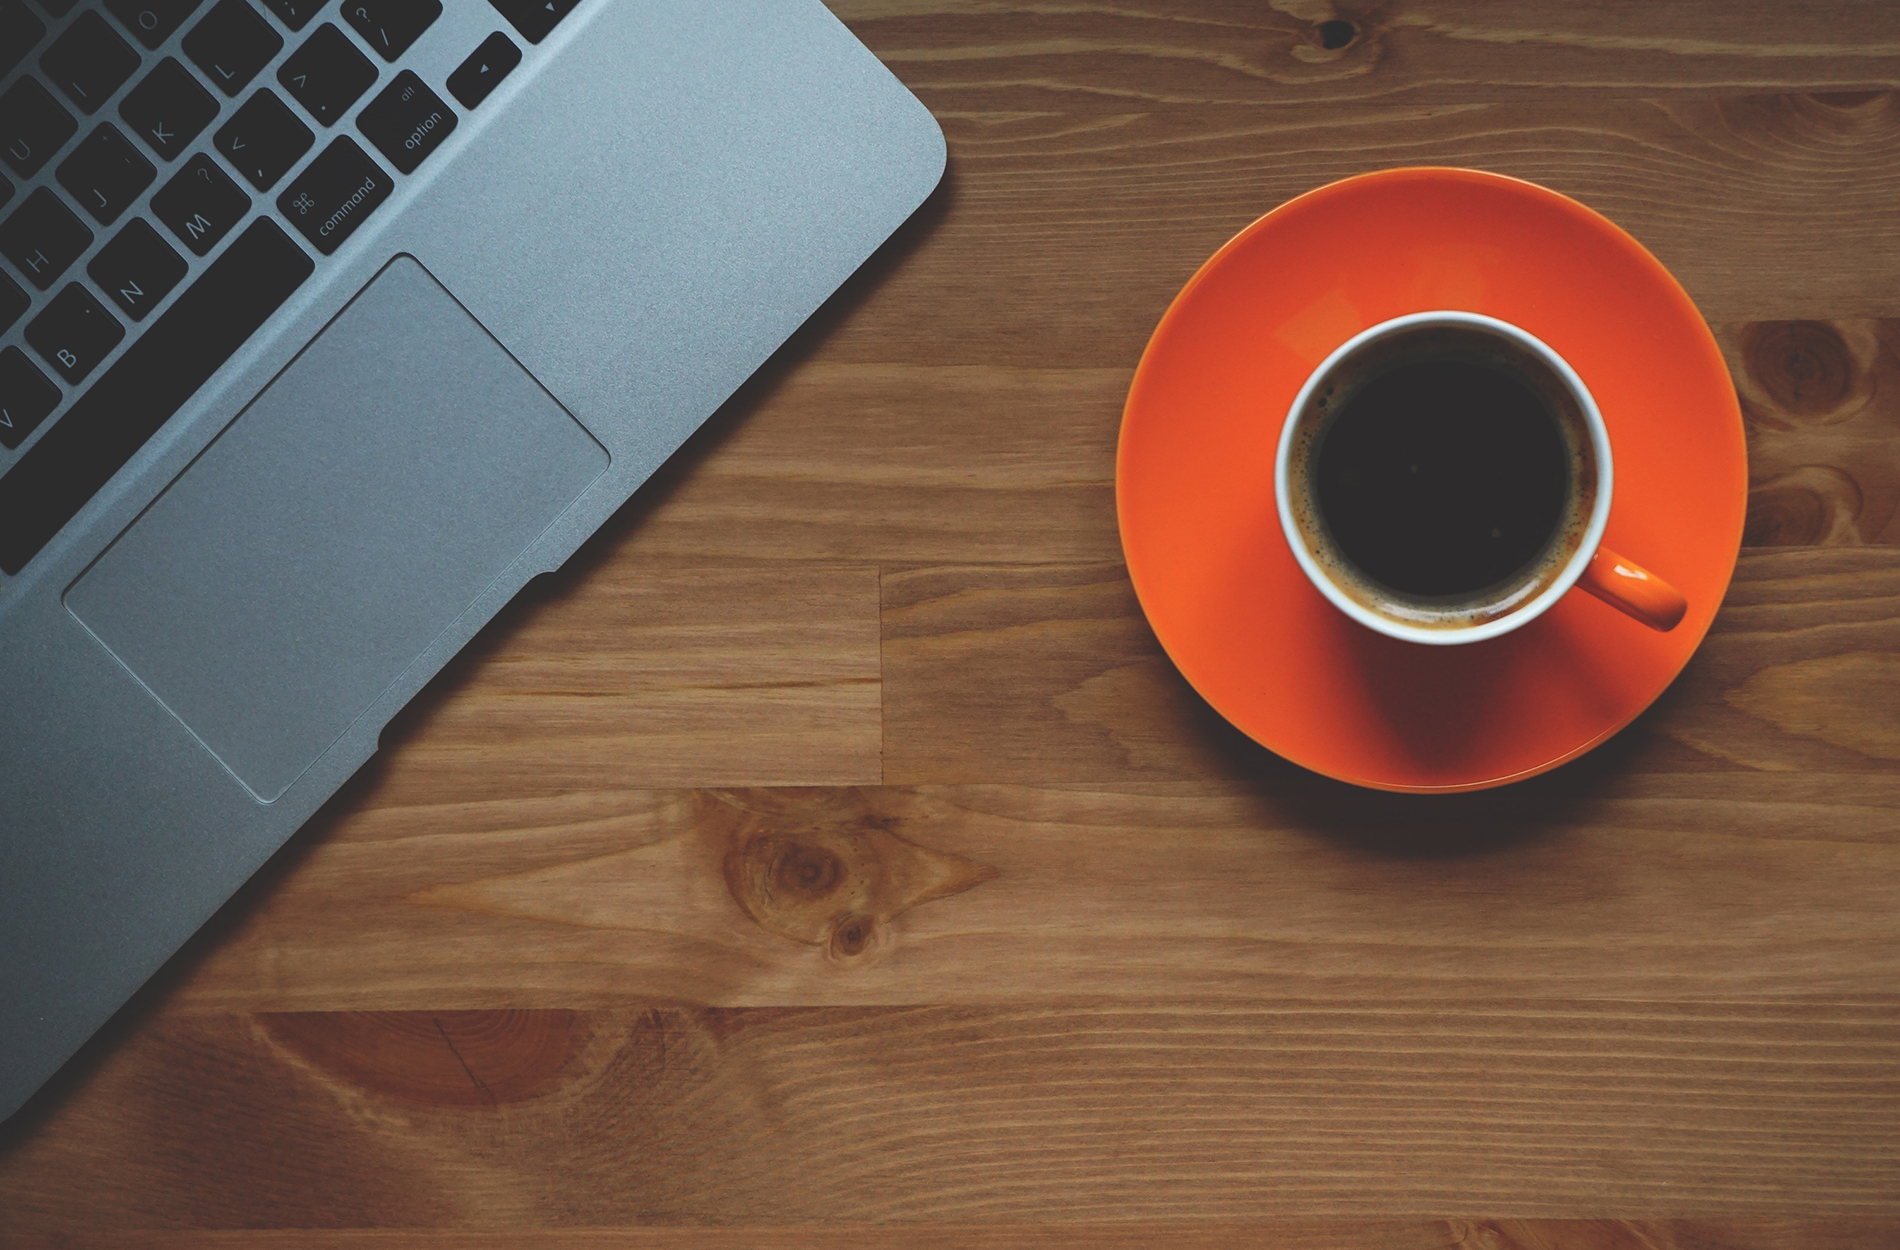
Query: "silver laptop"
0 0 943 1120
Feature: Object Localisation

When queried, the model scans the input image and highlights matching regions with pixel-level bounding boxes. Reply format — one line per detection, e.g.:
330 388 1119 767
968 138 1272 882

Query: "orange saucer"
1117 168 1746 792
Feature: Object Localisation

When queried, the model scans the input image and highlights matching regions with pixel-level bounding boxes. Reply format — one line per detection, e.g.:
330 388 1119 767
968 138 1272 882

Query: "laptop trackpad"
66 256 609 803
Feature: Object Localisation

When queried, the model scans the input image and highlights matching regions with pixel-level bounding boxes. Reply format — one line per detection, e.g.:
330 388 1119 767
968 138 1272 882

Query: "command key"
276 136 391 255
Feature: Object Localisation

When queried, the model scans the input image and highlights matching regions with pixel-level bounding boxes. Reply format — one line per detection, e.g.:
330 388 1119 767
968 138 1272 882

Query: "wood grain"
882 548 1900 783
355 561 882 803
772 93 1900 379
110 547 1900 1012
8 1227 1897 1250
835 1 1900 104
133 768 1900 1011
600 364 1128 566
582 328 1900 569
3 1002 1897 1228
1730 320 1900 547
7 0 1900 1240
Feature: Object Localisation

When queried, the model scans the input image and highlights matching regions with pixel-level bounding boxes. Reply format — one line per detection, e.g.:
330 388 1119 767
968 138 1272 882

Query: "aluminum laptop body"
0 0 944 1120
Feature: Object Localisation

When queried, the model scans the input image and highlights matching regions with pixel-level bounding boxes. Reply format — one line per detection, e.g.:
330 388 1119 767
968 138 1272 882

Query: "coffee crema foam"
1283 324 1599 631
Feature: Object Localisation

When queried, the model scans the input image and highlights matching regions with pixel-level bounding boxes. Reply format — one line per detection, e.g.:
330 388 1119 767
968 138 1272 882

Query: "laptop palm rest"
65 255 609 803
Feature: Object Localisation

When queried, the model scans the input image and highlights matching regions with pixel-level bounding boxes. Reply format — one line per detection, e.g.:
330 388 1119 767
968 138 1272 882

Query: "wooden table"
5 2 1899 1244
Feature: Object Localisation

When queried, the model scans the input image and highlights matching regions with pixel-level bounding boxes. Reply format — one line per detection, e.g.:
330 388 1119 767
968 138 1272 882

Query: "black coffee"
1313 358 1568 598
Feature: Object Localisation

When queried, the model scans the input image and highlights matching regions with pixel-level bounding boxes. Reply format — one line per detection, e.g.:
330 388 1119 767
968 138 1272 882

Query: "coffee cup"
1274 311 1686 645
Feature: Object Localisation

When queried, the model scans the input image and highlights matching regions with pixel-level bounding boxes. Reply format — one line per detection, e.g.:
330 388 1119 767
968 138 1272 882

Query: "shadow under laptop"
373 155 955 744
0 756 382 1151
0 166 956 1146
536 154 959 590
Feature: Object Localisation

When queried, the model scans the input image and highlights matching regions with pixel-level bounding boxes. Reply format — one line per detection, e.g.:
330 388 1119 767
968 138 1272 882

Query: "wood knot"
1743 465 1864 546
1739 321 1875 425
715 790 997 954
829 913 875 959
1277 1 1381 69
771 839 845 900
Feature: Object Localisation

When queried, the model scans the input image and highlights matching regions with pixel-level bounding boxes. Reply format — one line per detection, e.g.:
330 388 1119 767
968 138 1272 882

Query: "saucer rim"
1115 165 1746 794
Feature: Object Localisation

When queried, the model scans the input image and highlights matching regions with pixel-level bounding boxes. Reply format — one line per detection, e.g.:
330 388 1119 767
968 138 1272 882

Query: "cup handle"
1577 546 1687 632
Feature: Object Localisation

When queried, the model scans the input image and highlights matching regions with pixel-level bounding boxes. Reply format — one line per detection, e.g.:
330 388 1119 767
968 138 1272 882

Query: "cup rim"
1274 310 1616 646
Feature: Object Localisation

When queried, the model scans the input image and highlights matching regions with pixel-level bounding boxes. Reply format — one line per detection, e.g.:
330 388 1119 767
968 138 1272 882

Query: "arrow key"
487 0 574 45
278 23 377 126
0 346 61 451
447 32 519 110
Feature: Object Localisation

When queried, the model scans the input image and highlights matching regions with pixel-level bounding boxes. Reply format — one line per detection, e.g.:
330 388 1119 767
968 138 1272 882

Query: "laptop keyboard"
0 0 571 575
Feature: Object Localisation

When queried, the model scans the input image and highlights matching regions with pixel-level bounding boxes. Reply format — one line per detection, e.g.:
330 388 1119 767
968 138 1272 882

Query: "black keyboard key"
486 0 572 44
215 89 311 189
183 0 283 97
446 32 517 110
1 77 78 178
356 70 452 174
0 188 92 289
118 58 220 161
0 268 25 332
151 152 249 254
0 175 11 212
88 217 185 319
40 13 142 115
278 23 375 125
277 135 386 254
341 0 438 61
1 0 48 79
27 283 123 383
56 123 156 224
0 219 312 574
0 347 61 451
106 0 205 49
35 0 74 18
259 0 321 28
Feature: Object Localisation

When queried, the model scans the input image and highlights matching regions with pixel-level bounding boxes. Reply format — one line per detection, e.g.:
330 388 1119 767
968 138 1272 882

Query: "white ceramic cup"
1274 310 1685 645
